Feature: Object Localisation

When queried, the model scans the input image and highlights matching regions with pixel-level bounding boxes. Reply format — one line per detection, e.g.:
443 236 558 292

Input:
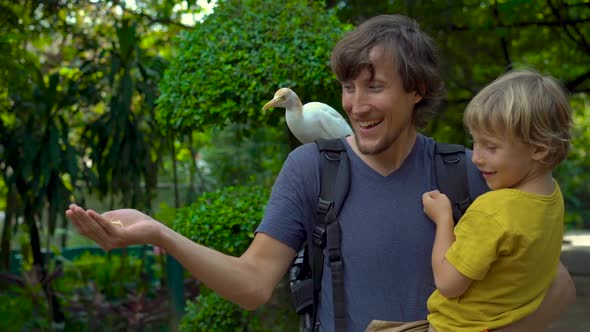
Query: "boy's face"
340 47 422 155
470 129 540 191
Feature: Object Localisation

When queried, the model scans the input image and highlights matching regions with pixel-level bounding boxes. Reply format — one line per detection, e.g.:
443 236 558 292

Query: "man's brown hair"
331 14 444 127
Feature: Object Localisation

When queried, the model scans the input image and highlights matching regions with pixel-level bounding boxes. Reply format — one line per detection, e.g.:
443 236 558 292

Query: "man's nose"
349 90 370 114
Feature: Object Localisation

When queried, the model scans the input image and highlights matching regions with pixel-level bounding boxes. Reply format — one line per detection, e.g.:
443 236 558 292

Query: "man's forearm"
495 262 576 331
157 227 292 310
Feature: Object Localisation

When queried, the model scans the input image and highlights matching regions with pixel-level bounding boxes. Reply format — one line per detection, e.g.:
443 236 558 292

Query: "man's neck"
346 129 417 176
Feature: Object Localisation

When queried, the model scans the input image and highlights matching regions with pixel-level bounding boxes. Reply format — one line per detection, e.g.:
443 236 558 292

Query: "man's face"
340 47 422 155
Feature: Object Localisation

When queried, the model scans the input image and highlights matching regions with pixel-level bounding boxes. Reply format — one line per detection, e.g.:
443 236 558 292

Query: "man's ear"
413 82 426 104
413 91 423 104
531 144 550 161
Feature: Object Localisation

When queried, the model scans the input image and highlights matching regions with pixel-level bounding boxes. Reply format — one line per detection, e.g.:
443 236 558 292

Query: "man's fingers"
66 209 84 234
88 209 119 234
88 210 128 249
67 206 113 249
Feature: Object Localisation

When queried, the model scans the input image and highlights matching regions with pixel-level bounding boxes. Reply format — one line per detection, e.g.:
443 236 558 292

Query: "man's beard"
354 134 393 155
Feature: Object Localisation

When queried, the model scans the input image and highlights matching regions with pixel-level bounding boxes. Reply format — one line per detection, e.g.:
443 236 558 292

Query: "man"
66 14 575 331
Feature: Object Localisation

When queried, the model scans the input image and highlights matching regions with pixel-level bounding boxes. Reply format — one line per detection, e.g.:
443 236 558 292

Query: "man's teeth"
358 120 381 129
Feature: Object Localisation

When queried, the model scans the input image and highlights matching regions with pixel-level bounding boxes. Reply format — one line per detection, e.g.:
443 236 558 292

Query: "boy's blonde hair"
463 69 573 168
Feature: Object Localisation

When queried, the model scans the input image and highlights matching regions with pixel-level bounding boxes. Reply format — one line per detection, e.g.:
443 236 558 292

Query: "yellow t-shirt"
427 181 564 332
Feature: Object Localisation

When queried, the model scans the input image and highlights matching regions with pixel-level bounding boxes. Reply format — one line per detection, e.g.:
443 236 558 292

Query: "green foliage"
157 0 351 135
407 0 590 146
179 292 262 332
0 177 5 211
173 184 271 330
79 17 167 210
200 123 290 188
556 95 590 228
0 284 50 332
154 201 178 227
173 185 270 255
58 251 154 298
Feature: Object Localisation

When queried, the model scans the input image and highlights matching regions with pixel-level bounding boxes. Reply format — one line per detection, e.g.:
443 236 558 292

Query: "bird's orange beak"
262 97 281 111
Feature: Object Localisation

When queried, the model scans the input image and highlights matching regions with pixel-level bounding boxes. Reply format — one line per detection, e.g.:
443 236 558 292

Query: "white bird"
262 88 353 144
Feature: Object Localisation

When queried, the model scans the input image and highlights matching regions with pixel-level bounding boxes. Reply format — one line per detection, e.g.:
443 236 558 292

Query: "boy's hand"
422 190 453 226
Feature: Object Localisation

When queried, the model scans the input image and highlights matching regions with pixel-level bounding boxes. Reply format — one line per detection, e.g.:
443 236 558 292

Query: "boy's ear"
531 144 550 161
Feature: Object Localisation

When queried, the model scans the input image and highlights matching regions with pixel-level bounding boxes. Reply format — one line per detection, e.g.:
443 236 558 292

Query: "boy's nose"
471 148 484 166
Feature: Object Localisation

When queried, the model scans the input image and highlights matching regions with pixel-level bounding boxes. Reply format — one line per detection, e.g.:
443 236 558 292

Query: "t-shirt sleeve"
255 145 318 252
445 210 507 281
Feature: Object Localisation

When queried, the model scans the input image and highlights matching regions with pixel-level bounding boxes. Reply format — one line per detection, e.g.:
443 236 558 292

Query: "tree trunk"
171 137 180 209
0 186 17 271
25 208 65 324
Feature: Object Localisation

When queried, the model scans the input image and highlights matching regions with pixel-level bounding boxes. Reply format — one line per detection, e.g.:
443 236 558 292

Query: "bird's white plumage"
262 88 353 144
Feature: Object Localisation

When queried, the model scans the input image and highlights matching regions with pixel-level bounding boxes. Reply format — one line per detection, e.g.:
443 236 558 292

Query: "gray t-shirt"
256 134 488 332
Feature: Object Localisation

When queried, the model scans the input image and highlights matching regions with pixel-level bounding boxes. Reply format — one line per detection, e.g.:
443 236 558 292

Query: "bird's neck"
285 96 303 113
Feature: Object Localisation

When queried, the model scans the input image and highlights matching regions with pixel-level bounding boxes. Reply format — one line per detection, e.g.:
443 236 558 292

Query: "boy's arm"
495 262 576 331
431 217 473 298
423 190 473 298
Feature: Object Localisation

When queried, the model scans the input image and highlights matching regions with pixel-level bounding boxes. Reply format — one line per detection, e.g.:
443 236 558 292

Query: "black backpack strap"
311 138 350 331
434 142 471 222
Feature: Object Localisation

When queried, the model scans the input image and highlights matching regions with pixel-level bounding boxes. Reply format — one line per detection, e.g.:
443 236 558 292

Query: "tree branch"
441 17 590 31
547 0 590 54
565 70 590 92
492 1 513 71
122 7 194 29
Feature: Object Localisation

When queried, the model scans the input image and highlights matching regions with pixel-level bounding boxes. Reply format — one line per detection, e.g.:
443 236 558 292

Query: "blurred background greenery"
1 0 589 331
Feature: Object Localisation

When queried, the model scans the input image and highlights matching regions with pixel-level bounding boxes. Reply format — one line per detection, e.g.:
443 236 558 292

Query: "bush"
156 0 351 135
555 95 590 229
173 185 270 255
179 292 262 332
0 288 49 332
173 184 297 331
58 249 159 298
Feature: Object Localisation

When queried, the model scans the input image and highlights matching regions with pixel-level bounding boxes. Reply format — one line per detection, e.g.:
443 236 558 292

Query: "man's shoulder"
287 142 322 165
288 138 350 163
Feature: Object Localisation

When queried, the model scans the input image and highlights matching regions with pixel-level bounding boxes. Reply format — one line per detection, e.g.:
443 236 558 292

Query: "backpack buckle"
316 198 333 216
324 151 341 162
327 247 341 263
312 225 326 248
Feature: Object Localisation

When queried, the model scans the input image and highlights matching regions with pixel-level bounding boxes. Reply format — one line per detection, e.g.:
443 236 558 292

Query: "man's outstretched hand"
65 204 163 251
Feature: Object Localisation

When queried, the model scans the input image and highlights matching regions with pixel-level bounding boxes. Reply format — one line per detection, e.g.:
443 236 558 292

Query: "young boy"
421 69 573 332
